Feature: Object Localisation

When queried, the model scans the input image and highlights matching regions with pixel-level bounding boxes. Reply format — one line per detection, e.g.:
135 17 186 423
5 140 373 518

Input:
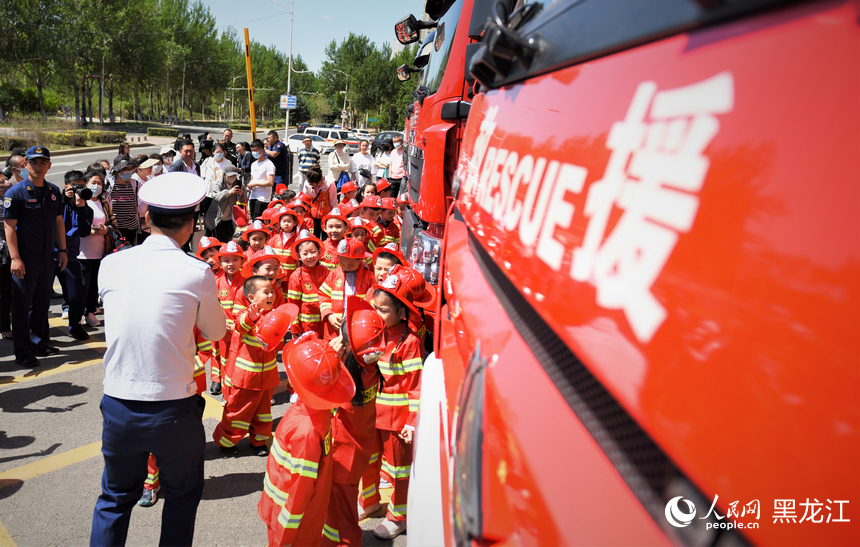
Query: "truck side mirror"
395 14 438 45
397 64 415 82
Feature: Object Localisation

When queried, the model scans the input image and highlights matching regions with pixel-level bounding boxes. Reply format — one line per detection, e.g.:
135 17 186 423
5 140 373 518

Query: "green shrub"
1 136 33 151
47 132 86 147
98 131 126 143
147 127 179 137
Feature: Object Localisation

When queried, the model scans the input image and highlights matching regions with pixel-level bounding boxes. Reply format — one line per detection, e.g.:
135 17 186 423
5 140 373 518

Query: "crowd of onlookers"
0 127 406 368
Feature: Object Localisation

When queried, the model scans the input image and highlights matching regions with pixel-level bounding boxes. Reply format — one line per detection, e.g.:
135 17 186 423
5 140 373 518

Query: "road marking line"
0 358 103 387
0 519 16 547
0 441 102 486
47 316 107 353
201 392 224 421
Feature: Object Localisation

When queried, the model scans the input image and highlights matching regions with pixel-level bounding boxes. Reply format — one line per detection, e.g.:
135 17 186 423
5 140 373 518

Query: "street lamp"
180 61 188 123
331 68 349 127
230 74 243 121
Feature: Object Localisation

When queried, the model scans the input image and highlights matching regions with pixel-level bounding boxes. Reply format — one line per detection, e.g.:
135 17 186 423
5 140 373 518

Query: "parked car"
284 133 332 155
370 130 404 156
304 128 360 154
296 122 310 133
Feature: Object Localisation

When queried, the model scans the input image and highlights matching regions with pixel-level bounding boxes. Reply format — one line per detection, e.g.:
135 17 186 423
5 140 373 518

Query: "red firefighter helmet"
375 178 391 193
380 197 396 210
372 270 420 318
260 208 276 226
214 240 246 262
338 181 358 195
271 207 302 227
242 245 283 277
285 332 356 410
372 242 407 267
196 236 222 259
232 204 248 227
388 264 436 310
255 303 298 352
340 199 361 217
269 199 287 210
242 219 272 241
395 193 411 207
344 296 386 365
321 206 352 233
291 229 323 261
337 238 371 260
360 195 383 208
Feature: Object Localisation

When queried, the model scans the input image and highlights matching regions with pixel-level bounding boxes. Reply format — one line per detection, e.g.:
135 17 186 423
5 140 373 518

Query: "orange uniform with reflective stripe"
378 219 400 246
318 266 376 341
287 263 330 337
320 238 341 271
268 231 299 275
214 271 245 383
258 400 333 547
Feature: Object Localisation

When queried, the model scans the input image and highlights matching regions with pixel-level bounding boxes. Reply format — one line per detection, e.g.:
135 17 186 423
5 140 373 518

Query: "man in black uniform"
3 146 68 366
264 130 292 190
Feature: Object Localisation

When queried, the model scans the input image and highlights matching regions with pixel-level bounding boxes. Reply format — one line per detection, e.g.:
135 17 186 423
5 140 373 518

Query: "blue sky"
207 0 425 72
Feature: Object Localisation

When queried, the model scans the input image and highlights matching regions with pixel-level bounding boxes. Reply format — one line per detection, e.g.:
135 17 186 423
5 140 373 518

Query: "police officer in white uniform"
90 172 226 546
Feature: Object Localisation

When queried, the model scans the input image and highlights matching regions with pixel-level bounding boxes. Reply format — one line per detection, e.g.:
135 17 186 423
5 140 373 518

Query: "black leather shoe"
14 354 38 367
69 328 90 341
34 346 59 357
210 382 222 395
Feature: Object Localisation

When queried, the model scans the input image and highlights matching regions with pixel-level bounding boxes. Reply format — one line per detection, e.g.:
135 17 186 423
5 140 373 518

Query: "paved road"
0 143 408 546
0 299 407 547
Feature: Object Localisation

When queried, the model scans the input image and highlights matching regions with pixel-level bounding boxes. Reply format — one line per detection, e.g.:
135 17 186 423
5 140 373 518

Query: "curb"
0 139 171 163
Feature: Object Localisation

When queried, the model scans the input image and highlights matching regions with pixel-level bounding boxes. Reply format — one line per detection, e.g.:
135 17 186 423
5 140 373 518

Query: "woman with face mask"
200 142 235 236
78 170 118 328
110 156 141 246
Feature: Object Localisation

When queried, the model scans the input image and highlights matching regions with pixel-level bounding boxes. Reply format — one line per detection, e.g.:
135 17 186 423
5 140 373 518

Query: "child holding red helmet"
258 332 356 546
359 270 425 539
319 239 376 341
322 296 386 546
287 230 329 338
214 276 297 456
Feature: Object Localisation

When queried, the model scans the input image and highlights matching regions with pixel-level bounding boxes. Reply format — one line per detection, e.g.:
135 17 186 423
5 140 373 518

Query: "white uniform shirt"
99 234 226 401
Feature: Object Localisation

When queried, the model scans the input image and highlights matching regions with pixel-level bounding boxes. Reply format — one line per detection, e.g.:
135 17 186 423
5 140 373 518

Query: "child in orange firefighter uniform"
258 332 356 546
211 240 246 396
359 270 425 540
319 239 375 342
213 277 298 455
242 219 272 261
377 198 400 246
267 207 302 277
287 230 329 338
320 206 351 271
321 296 386 546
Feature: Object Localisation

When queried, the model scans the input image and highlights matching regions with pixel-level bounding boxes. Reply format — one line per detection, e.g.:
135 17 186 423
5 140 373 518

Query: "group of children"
167 180 429 544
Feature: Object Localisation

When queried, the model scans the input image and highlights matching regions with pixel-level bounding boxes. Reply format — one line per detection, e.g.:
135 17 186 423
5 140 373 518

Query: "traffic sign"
341 109 348 117
368 117 378 123
280 94 297 109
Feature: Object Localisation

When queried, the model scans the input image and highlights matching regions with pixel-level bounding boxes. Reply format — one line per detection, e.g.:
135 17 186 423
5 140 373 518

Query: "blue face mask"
252 151 261 159
214 152 224 161
119 171 133 181
15 168 28 180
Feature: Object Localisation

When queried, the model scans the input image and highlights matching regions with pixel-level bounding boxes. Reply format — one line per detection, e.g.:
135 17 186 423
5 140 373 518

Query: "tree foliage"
0 1 414 130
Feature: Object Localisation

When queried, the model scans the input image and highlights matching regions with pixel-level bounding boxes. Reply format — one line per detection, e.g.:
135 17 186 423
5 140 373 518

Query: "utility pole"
100 41 105 124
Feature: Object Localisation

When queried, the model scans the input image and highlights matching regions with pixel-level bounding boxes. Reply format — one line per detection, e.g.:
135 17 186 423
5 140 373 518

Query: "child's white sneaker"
373 519 406 539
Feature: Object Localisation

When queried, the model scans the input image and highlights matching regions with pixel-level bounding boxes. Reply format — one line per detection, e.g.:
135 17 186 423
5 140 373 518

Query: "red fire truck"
408 0 860 545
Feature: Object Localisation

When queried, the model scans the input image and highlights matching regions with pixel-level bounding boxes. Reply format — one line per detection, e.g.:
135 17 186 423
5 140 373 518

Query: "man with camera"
3 146 68 366
57 170 94 341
